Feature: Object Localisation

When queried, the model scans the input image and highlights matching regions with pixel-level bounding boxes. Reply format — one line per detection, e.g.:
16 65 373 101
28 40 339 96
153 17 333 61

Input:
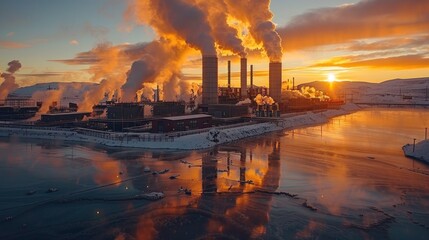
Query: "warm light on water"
0 108 428 239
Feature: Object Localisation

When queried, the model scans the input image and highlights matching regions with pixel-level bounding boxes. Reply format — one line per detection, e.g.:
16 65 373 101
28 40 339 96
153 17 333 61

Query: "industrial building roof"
162 114 212 121
41 111 91 116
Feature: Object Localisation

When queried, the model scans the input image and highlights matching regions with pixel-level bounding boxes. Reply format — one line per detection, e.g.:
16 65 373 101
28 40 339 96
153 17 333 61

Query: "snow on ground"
300 77 429 105
403 140 429 163
0 104 360 150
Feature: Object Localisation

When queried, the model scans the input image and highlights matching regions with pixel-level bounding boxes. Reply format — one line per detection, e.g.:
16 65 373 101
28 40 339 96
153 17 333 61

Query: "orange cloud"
0 41 30 49
347 35 429 51
314 54 429 69
278 0 429 51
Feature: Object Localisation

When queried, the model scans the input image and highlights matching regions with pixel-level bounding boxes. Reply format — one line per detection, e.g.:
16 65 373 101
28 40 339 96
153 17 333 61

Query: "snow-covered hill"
298 77 429 104
10 82 97 98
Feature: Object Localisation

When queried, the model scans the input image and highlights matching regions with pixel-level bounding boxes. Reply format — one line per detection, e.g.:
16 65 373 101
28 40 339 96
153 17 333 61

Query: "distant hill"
297 77 429 104
10 82 98 99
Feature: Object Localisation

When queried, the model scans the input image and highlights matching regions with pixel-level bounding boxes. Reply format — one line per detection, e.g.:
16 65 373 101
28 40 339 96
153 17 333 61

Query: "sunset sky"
1 0 428 89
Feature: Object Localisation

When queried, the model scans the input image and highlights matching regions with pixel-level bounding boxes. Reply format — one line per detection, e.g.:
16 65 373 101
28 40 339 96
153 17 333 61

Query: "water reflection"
1 109 429 239
123 139 282 239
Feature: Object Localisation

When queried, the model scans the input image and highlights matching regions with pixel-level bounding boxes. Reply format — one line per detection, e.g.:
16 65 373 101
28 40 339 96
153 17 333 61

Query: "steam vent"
269 62 282 104
240 58 247 99
202 55 219 105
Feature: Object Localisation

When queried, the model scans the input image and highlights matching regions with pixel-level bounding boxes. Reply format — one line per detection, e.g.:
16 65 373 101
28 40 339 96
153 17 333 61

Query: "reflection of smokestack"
250 65 253 88
240 58 247 99
202 56 218 105
269 62 282 103
227 60 231 88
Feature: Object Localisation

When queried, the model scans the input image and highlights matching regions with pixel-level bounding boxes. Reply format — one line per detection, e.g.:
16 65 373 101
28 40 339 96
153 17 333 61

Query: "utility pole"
413 138 416 152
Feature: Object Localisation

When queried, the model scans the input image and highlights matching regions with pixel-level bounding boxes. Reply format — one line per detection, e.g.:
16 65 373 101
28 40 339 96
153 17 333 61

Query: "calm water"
1 108 429 239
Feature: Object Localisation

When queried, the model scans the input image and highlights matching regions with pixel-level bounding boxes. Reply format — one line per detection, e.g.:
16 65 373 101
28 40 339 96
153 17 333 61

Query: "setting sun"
327 73 336 82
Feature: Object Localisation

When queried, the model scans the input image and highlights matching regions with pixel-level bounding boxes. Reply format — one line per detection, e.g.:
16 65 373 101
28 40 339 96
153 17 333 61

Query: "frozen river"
1 108 429 239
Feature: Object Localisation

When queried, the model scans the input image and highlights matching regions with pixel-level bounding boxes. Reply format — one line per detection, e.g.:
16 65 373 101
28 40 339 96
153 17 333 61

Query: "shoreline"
0 103 361 150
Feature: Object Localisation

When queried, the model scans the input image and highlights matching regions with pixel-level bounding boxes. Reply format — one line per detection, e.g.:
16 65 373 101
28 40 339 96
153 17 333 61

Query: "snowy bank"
403 140 429 163
0 104 360 150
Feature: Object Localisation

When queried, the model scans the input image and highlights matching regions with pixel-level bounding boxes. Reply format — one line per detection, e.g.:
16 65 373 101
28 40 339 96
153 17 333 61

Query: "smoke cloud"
194 0 246 57
133 0 216 55
224 0 283 62
0 60 22 99
282 87 330 101
78 43 132 111
121 39 190 102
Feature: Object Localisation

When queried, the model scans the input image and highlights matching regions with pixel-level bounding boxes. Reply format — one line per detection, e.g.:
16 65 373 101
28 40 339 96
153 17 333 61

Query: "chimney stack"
202 55 219 105
250 65 253 88
240 58 247 99
269 62 282 104
293 77 295 90
227 60 231 88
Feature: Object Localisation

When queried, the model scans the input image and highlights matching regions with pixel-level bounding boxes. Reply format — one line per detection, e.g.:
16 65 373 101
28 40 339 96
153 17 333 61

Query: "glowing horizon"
1 0 428 91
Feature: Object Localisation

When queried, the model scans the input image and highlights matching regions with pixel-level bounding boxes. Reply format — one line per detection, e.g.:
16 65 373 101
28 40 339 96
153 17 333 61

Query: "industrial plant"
0 56 343 137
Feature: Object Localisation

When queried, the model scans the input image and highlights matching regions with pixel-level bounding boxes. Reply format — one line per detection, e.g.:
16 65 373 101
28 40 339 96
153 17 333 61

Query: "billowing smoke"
224 0 283 62
121 39 190 102
31 87 65 115
283 86 330 100
78 43 131 111
134 0 216 55
236 98 251 106
194 0 246 57
0 60 22 99
6 60 22 73
254 94 274 105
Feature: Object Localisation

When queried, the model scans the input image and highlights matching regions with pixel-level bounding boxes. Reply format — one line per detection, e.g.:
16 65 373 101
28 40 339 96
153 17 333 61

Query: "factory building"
152 101 185 117
89 103 148 131
152 114 212 133
107 103 144 120
40 112 91 124
207 104 249 118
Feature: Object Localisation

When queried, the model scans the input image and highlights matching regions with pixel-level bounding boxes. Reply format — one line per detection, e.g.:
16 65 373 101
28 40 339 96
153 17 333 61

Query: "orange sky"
1 0 429 89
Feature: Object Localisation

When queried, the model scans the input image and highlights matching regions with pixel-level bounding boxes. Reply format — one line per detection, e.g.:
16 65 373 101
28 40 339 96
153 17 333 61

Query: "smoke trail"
0 60 22 99
121 39 190 102
6 60 22 73
77 43 131 111
224 0 282 62
133 0 216 55
194 0 246 57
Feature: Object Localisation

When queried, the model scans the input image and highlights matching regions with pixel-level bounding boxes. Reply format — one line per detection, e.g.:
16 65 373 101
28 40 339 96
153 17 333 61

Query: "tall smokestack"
227 60 231 88
240 58 247 99
202 56 218 105
250 65 253 88
293 77 295 90
269 62 282 104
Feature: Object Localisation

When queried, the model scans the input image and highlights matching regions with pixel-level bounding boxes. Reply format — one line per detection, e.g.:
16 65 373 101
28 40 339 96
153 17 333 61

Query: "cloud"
50 42 152 65
69 39 79 45
50 50 99 65
278 0 429 51
17 72 66 77
313 53 429 69
6 32 15 37
347 35 429 51
0 41 30 49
